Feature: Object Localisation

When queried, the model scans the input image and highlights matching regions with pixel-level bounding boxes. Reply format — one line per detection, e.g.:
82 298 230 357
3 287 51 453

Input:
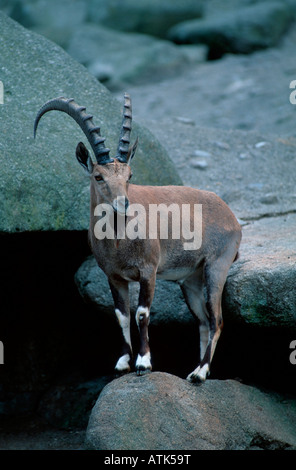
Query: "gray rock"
4 0 87 29
142 120 296 222
87 0 204 38
2 0 204 41
116 24 296 137
74 214 296 332
168 2 293 57
5 0 88 49
85 372 296 450
225 214 296 330
0 12 181 233
66 24 195 88
37 376 112 429
74 256 193 327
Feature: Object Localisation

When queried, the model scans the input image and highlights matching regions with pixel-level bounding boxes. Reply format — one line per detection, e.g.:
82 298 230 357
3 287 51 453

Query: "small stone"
192 149 212 158
214 141 230 150
175 116 195 125
247 183 264 190
260 193 279 204
192 160 208 169
255 141 269 149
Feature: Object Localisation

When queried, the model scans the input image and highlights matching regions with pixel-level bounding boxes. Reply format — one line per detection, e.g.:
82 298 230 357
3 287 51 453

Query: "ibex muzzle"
34 93 242 384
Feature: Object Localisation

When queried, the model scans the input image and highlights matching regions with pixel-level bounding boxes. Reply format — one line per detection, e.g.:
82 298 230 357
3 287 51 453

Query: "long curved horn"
116 93 132 163
34 97 113 165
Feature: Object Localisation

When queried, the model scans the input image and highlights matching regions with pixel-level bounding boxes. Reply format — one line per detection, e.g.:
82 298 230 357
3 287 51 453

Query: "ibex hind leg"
185 256 233 384
180 269 211 383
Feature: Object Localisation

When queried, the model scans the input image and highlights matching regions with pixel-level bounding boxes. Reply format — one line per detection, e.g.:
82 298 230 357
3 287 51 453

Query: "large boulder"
168 1 293 58
66 24 203 88
1 0 204 41
144 120 296 226
225 214 296 330
85 372 296 450
75 215 296 331
86 0 205 38
75 256 193 327
0 12 181 233
115 28 296 137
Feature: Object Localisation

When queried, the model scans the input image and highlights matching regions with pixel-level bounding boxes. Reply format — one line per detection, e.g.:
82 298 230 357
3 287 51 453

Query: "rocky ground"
1 0 296 451
113 21 296 139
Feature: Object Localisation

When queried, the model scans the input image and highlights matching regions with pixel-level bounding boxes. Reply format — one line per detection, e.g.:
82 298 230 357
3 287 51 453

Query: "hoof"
136 366 152 377
186 372 205 385
135 352 152 376
186 364 209 384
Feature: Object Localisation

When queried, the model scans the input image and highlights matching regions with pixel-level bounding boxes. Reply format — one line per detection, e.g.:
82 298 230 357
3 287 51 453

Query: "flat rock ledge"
75 212 296 330
85 372 296 450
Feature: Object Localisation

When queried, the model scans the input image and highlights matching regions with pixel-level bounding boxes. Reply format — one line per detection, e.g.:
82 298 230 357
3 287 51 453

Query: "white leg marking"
136 352 152 370
115 353 130 371
135 306 149 327
115 309 131 348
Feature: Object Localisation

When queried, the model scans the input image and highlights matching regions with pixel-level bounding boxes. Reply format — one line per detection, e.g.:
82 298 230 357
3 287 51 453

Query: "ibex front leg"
109 278 132 376
135 273 156 375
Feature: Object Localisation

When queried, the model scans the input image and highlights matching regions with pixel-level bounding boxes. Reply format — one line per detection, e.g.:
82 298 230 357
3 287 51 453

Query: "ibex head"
34 93 138 214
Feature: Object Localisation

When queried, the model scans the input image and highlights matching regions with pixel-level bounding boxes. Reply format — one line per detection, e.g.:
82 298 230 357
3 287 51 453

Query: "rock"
66 24 195 88
115 24 296 137
2 0 88 49
0 12 182 233
75 215 296 332
168 2 293 59
5 0 87 30
37 376 112 429
140 120 296 222
85 372 296 450
225 214 296 330
3 0 204 41
75 256 193 327
191 159 208 170
87 0 204 38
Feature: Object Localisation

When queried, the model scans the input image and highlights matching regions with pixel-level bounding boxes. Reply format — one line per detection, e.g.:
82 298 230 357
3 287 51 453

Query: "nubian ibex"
34 94 241 383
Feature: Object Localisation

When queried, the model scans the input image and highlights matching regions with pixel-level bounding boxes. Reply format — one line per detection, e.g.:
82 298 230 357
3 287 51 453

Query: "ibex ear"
76 142 93 174
126 137 138 165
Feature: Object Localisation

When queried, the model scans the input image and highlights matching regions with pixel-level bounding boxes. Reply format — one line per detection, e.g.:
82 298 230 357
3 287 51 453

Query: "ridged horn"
116 93 132 163
34 96 113 165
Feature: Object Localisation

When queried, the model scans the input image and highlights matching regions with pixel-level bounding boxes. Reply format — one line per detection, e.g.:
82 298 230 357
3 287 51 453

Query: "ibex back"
34 94 241 383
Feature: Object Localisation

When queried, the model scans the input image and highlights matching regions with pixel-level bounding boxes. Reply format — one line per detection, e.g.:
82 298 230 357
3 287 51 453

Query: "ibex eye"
95 175 103 182
129 173 133 180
